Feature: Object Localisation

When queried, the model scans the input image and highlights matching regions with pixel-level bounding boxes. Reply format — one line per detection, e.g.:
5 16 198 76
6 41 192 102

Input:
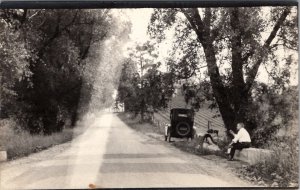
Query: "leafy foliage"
0 18 31 117
245 135 298 187
148 7 298 142
0 9 127 134
249 83 298 147
116 42 175 119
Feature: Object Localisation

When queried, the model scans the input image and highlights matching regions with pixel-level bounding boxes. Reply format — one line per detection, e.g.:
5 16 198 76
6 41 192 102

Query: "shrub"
245 135 299 187
0 119 75 159
249 84 298 147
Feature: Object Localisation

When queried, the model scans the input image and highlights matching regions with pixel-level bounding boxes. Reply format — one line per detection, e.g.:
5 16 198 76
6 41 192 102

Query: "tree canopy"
0 9 129 134
116 41 175 119
148 7 298 137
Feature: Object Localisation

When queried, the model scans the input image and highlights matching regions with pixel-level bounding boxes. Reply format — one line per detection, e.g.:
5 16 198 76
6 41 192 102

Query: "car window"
178 114 188 117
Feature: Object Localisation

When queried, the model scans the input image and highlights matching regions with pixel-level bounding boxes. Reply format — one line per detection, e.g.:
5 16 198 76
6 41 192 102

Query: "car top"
170 108 193 112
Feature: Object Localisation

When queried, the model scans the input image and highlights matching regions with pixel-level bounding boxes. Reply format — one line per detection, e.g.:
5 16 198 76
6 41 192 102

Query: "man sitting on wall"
227 123 251 161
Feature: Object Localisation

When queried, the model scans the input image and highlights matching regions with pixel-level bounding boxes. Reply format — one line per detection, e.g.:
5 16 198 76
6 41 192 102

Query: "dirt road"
0 113 253 189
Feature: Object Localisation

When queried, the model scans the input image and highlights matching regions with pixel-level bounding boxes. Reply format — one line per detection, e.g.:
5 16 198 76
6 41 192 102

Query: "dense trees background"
0 9 129 134
116 42 175 120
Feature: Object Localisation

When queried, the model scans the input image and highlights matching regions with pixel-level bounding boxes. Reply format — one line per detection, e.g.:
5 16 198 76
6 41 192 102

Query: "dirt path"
0 113 255 189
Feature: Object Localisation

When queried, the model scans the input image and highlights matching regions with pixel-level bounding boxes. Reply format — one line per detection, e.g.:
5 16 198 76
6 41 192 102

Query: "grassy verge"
0 114 91 160
239 136 299 187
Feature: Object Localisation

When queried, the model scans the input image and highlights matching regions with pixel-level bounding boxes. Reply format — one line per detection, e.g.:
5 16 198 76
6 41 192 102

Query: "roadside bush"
249 84 297 147
245 135 298 187
0 119 74 159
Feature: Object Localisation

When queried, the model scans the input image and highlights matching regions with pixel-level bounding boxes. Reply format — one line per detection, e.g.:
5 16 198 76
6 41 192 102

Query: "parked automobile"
164 108 196 142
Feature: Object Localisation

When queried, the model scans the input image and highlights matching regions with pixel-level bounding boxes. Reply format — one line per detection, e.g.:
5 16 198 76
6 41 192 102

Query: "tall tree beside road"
116 42 175 119
116 58 140 113
148 7 298 133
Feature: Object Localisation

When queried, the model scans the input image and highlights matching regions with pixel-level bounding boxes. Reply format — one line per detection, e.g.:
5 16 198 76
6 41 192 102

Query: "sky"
120 8 298 86
123 9 153 43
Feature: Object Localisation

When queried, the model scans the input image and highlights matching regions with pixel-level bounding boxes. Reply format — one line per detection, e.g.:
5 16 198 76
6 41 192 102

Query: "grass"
241 136 299 187
118 113 164 134
0 114 90 160
171 138 213 156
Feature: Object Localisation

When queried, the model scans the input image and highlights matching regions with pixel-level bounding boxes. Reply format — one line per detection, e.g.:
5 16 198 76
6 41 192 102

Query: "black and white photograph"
0 1 298 189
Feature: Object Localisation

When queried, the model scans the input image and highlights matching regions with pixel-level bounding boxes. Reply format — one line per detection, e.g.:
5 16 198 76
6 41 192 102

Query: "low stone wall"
235 148 273 165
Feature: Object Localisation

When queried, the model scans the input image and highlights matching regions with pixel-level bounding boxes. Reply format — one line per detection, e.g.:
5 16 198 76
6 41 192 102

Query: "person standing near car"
227 123 251 161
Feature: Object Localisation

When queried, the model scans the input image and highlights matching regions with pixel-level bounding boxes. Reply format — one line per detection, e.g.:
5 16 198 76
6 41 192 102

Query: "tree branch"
20 9 27 24
203 8 212 37
37 11 79 58
37 15 61 58
245 7 291 92
242 49 255 63
180 8 205 43
28 10 43 20
230 8 245 86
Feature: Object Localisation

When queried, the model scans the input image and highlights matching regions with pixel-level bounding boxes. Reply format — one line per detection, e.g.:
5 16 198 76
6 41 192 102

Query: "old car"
164 108 196 142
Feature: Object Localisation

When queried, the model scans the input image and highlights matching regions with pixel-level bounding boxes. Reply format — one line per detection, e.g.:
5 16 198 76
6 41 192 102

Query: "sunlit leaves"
148 8 179 42
276 7 298 51
0 19 31 105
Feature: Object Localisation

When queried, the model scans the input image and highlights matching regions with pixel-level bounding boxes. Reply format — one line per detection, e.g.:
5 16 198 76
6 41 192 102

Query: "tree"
143 64 174 111
248 82 298 147
116 42 175 120
122 41 159 120
0 17 31 118
116 58 140 113
148 7 297 133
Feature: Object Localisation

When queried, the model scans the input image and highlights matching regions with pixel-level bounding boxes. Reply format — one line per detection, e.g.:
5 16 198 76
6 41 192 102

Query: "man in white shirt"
227 123 251 161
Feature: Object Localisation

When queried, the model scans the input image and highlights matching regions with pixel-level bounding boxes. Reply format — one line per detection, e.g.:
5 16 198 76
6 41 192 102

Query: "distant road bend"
0 113 252 189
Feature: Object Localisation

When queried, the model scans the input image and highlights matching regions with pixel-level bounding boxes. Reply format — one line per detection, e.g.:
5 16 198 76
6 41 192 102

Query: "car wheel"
175 122 191 137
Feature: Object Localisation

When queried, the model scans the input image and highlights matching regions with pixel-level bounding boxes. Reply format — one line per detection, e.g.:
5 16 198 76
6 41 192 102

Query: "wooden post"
0 146 7 162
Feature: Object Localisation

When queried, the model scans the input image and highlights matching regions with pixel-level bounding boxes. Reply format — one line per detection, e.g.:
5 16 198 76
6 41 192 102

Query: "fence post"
0 146 7 162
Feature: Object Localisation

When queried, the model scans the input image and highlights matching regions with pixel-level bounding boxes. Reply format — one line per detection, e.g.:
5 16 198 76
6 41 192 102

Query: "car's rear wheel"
175 122 191 137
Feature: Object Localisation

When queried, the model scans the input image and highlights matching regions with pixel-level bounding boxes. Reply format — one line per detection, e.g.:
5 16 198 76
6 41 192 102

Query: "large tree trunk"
203 40 236 131
229 8 249 130
183 8 237 131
